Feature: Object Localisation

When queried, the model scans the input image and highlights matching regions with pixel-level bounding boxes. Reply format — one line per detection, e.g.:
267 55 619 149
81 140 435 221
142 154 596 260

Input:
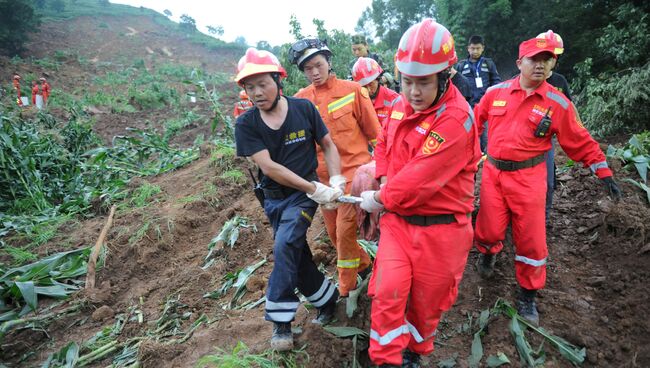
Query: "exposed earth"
1 12 649 368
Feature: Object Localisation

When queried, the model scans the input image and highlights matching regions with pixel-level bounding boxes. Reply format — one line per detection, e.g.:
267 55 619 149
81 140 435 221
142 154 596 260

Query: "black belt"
487 153 546 171
401 214 458 226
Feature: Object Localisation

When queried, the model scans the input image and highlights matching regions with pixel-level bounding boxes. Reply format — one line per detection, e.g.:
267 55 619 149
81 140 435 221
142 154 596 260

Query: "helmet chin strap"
430 70 451 107
267 73 284 111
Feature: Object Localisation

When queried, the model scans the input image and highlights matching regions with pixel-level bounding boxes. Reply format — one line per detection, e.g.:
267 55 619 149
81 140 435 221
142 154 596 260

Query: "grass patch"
197 341 308 368
2 246 38 265
129 183 162 208
220 169 245 185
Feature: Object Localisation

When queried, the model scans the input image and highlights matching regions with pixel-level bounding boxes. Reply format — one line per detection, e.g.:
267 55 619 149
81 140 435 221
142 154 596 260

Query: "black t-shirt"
235 96 329 191
546 72 572 101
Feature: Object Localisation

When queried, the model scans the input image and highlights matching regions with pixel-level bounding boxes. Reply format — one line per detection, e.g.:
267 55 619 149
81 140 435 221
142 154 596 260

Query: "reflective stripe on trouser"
368 213 472 366
474 161 549 290
263 191 337 323
321 202 371 296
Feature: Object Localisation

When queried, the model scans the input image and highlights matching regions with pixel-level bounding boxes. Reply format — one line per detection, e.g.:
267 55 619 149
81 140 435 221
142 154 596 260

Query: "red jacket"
475 76 612 178
372 85 400 125
375 84 481 221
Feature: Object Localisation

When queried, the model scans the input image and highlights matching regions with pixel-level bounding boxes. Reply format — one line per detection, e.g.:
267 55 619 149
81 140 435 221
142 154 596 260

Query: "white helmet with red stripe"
351 57 383 86
395 19 458 77
536 30 564 55
234 48 287 85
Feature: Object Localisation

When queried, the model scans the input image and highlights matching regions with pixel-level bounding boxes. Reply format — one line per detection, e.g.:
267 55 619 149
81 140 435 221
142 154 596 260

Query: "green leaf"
468 332 483 368
437 353 458 368
323 325 369 338
486 352 511 367
229 259 266 309
15 281 37 311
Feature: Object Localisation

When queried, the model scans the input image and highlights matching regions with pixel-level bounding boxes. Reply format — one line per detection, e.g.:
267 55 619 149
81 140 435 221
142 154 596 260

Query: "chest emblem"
492 100 507 107
390 111 404 120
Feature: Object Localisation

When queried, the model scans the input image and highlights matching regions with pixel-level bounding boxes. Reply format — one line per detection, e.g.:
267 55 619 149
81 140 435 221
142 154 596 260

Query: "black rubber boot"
270 322 293 351
476 253 496 279
402 349 421 368
516 288 540 326
312 289 339 325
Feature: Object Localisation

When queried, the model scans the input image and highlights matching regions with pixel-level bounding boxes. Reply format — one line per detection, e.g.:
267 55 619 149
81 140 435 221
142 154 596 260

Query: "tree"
49 0 65 13
179 14 197 33
0 0 41 56
357 0 436 48
234 36 248 47
163 9 172 17
256 40 272 51
206 25 224 36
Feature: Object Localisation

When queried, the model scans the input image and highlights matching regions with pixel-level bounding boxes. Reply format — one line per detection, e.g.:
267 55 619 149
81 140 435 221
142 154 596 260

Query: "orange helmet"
395 19 457 77
352 57 383 86
536 30 564 55
234 48 287 85
239 90 249 100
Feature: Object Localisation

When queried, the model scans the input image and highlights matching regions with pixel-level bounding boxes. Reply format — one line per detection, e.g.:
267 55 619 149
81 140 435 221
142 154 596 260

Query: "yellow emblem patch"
492 100 507 107
360 87 370 99
422 131 445 154
391 111 404 120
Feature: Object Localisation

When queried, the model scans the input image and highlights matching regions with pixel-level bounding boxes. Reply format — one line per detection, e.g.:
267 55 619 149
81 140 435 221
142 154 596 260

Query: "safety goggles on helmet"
289 38 332 69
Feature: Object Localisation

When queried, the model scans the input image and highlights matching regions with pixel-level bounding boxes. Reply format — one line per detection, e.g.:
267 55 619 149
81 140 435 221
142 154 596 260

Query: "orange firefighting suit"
368 84 481 365
295 75 381 295
474 76 614 291
32 84 40 105
41 81 51 104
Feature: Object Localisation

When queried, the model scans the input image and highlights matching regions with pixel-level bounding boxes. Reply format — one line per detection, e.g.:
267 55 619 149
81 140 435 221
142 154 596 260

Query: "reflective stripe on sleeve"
370 324 409 346
337 258 361 269
435 103 447 118
590 161 609 173
515 255 547 267
328 92 355 113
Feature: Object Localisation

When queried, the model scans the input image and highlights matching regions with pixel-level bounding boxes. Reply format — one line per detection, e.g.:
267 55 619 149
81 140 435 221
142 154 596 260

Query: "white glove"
329 175 347 193
360 190 384 213
307 182 343 204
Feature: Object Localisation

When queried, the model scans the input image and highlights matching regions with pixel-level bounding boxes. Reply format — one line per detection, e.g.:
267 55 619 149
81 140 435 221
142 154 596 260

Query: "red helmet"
234 48 287 85
352 57 383 86
395 19 457 77
536 30 564 55
239 90 249 100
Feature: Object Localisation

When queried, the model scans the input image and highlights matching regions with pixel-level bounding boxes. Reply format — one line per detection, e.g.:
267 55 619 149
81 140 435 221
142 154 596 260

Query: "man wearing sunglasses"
290 38 381 299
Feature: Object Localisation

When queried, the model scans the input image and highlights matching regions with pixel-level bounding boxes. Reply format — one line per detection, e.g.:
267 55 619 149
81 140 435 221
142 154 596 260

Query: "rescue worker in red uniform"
31 80 40 106
290 38 381 297
474 37 622 325
360 19 481 367
351 57 400 125
13 75 22 106
233 89 254 118
40 78 51 106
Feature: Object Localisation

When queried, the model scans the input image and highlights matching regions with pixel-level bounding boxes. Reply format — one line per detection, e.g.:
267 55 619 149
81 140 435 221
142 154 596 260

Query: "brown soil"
2 11 650 368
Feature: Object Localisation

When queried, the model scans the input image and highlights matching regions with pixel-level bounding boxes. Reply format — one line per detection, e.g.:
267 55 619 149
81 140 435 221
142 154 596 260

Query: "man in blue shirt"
457 35 502 151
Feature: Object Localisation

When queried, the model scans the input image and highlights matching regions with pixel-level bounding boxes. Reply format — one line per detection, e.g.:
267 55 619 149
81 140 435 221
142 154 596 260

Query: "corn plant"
204 216 256 267
607 131 650 202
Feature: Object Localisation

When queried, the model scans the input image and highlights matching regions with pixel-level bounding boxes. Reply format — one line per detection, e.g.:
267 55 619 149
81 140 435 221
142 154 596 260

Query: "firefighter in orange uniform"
13 75 22 106
31 80 40 106
351 57 400 125
360 19 481 367
473 36 622 326
40 78 51 106
289 38 381 297
233 89 254 117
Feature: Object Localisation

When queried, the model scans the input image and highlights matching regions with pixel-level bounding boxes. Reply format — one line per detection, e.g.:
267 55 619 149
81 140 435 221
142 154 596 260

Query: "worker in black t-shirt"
234 48 345 352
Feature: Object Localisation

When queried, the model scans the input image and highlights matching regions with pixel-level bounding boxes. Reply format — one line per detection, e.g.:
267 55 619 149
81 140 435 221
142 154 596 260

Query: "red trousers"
368 213 472 365
474 162 548 290
322 199 371 296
